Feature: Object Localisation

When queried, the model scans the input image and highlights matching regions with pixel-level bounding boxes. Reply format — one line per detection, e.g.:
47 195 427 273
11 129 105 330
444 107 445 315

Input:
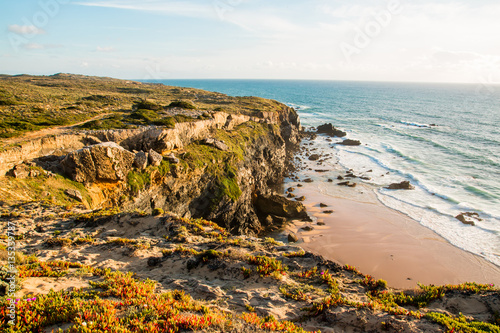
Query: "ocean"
143 79 500 267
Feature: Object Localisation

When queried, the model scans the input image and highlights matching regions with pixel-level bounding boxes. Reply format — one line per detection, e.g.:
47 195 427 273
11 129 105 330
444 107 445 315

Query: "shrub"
153 117 176 128
152 208 164 216
168 100 196 109
130 109 159 122
134 100 162 110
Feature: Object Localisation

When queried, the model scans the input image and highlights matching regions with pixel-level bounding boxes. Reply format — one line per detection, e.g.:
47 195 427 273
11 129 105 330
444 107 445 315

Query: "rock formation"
385 181 415 190
316 123 347 137
61 142 135 184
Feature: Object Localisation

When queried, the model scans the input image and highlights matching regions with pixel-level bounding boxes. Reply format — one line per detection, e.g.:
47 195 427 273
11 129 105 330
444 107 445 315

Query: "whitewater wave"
400 120 436 128
286 102 311 111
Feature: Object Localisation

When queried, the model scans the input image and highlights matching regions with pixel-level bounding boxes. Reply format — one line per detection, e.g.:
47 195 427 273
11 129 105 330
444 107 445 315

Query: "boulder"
134 151 148 170
308 154 320 161
304 178 313 183
337 139 361 146
301 225 314 231
455 212 481 226
319 203 328 208
316 123 347 137
62 142 135 183
385 181 415 190
255 193 309 220
64 189 83 202
202 138 229 151
271 215 288 226
8 164 37 179
288 232 299 243
323 210 334 214
148 149 163 167
166 153 180 164
295 196 306 202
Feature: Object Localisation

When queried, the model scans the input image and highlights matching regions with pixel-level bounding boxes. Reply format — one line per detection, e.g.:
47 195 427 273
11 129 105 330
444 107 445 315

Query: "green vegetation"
127 169 151 195
77 114 126 130
0 170 91 207
0 74 286 138
168 100 196 109
426 312 500 333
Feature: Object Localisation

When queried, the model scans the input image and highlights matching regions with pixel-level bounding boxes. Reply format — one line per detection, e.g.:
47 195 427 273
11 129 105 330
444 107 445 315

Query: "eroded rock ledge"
2 105 303 235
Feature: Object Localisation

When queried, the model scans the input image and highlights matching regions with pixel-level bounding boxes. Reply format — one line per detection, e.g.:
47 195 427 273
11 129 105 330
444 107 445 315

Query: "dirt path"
0 113 112 147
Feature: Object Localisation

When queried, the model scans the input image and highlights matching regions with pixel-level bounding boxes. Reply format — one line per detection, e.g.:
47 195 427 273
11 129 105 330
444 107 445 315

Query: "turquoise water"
144 79 500 266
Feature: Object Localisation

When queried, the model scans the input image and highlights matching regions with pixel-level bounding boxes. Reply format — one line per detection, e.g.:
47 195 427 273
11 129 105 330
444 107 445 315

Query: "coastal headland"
0 74 499 332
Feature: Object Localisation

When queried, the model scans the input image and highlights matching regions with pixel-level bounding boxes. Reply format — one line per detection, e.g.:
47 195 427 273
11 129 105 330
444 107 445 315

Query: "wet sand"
283 184 500 289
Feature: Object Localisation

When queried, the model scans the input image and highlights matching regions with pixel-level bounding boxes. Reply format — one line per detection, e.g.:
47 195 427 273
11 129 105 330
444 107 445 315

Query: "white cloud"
8 24 45 35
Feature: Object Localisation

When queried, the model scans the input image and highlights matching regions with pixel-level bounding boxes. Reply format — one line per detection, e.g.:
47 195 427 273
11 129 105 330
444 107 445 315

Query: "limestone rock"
148 149 163 167
385 181 415 190
134 151 148 170
8 164 37 179
316 123 347 137
255 193 309 220
202 138 229 151
62 142 135 183
288 232 299 243
165 153 180 164
64 189 83 202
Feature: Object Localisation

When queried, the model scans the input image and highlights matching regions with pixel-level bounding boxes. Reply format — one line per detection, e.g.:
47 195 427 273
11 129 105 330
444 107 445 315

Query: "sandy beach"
280 182 500 289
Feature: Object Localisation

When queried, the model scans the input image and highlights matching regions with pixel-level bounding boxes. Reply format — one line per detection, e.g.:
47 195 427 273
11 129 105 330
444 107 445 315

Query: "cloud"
8 24 45 35
96 46 115 52
22 43 63 50
76 0 212 18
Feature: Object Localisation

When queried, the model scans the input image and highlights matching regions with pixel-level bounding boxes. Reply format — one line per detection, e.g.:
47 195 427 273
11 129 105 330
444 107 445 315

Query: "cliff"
0 74 303 235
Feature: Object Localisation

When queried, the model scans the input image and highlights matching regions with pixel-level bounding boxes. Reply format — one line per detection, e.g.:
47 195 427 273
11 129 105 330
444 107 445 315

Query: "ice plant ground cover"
1 206 499 332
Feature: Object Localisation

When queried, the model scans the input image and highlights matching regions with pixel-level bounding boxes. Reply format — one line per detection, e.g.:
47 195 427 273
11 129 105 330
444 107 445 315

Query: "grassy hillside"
0 74 284 138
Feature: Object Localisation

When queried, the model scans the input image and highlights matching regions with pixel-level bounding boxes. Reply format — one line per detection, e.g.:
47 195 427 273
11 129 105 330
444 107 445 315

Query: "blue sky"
1 0 499 83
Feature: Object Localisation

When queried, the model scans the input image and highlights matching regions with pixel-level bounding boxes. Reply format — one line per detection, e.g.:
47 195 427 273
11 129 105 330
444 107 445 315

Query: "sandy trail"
0 112 112 146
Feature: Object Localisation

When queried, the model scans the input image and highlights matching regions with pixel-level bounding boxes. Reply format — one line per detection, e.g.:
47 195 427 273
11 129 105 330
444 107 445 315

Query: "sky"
0 0 499 83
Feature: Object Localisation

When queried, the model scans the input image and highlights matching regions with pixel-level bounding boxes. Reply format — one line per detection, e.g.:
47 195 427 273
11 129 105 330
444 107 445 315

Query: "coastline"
278 132 500 290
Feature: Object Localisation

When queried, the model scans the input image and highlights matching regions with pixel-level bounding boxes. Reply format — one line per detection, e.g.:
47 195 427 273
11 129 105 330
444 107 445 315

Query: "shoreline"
277 133 500 289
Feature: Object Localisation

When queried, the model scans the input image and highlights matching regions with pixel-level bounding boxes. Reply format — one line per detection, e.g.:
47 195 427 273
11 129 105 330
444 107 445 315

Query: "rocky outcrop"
201 138 229 151
385 181 415 190
456 212 482 226
254 193 309 220
316 123 346 137
133 151 148 170
148 149 163 167
61 142 135 184
338 139 361 146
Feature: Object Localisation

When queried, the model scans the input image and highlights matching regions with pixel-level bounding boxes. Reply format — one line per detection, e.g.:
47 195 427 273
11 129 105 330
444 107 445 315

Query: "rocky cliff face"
121 107 302 235
3 106 302 235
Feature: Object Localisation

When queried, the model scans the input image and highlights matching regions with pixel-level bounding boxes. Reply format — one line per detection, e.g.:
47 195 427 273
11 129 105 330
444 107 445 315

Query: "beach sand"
282 183 500 289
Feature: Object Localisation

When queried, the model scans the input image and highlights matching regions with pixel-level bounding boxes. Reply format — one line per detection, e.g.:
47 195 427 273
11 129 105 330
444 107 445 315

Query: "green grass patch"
126 169 151 195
